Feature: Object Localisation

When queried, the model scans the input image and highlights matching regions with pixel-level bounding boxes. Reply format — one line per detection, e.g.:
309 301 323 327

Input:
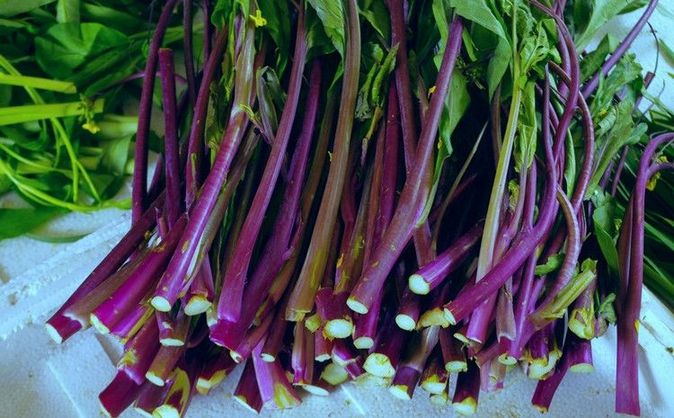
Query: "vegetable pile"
41 0 674 417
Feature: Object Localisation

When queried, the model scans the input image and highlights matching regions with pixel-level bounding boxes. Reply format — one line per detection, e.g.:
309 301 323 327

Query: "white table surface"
2 5 674 418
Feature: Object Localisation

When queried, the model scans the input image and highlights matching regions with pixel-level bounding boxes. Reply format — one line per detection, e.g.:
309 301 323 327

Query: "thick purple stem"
218 11 307 321
184 29 229 207
348 18 464 314
151 18 256 312
158 49 182 227
132 0 178 222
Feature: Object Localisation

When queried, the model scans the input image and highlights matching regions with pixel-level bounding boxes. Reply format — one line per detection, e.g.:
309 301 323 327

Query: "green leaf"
212 0 249 29
99 135 131 175
418 140 449 226
256 67 283 139
80 3 147 33
659 39 674 67
0 83 10 107
597 293 617 324
0 0 56 17
486 37 511 99
575 0 645 51
25 231 88 243
306 5 336 59
519 20 556 78
592 54 642 112
35 22 128 79
515 81 537 171
359 0 390 40
307 0 345 56
439 70 470 154
535 254 564 275
591 191 620 274
0 207 65 240
449 0 507 40
432 0 450 44
258 0 290 74
56 0 80 24
587 102 646 197
580 35 618 81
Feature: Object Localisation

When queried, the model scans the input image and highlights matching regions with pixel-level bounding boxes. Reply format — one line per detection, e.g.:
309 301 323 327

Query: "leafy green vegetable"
449 0 507 40
359 0 390 40
0 0 56 17
574 0 645 51
0 206 65 239
307 0 346 56
35 23 128 79
258 0 291 74
592 191 620 275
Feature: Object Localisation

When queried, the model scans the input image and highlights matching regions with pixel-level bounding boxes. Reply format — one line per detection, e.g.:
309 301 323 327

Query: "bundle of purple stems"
45 0 671 417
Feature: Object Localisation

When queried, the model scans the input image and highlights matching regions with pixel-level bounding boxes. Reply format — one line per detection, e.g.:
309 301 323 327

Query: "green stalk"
475 7 522 283
0 54 100 203
0 100 104 125
0 74 76 93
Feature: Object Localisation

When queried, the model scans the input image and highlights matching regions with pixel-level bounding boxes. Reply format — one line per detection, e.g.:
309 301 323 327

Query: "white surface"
2 4 674 418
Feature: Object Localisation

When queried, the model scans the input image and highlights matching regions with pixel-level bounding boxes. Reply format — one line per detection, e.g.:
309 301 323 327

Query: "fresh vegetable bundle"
45 0 673 417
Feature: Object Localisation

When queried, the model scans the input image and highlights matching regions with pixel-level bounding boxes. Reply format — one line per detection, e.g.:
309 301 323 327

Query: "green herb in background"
0 0 189 239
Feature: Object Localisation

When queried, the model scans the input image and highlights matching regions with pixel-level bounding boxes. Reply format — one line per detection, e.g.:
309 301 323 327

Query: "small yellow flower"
82 121 100 134
428 85 437 97
250 10 267 27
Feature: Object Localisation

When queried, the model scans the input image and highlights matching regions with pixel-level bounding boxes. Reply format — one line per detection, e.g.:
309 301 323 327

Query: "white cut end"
453 332 470 345
533 405 548 413
363 353 395 378
184 297 212 316
145 371 166 387
395 314 416 331
321 363 348 385
325 318 353 339
497 353 517 366
301 384 330 396
205 308 217 326
89 314 110 335
196 378 212 395
443 308 457 326
353 336 374 350
285 309 306 322
419 309 449 328
153 405 180 418
315 353 331 362
527 350 560 380
430 392 449 406
160 338 185 347
45 323 64 344
388 384 412 400
569 363 594 373
230 350 244 364
233 395 260 414
260 353 276 362
421 380 447 395
151 296 172 312
346 298 368 314
453 398 477 415
409 274 430 295
445 361 468 373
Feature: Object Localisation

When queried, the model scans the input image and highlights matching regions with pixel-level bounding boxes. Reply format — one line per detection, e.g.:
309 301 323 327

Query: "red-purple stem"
132 0 178 222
